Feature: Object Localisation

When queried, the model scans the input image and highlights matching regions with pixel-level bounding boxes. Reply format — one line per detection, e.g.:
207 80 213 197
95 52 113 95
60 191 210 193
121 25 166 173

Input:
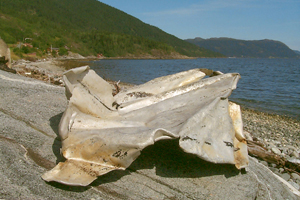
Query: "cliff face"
186 37 299 58
0 69 299 199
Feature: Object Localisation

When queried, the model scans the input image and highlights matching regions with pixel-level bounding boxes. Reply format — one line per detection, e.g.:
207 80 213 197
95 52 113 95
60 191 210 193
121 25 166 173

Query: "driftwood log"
247 139 300 175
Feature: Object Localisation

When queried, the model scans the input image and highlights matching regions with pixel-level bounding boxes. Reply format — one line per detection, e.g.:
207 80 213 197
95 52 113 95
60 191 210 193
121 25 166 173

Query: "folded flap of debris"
42 66 249 186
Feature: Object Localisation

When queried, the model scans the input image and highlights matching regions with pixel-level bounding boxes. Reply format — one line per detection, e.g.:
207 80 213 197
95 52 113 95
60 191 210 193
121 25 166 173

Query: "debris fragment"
42 66 249 186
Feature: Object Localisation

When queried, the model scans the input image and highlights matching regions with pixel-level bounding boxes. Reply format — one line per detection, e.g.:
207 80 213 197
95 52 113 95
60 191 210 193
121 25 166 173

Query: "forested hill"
186 38 298 58
0 0 222 58
185 37 298 58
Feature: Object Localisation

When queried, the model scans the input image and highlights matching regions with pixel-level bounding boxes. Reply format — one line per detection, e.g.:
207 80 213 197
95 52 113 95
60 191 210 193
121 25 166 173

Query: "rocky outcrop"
0 69 299 199
12 59 64 85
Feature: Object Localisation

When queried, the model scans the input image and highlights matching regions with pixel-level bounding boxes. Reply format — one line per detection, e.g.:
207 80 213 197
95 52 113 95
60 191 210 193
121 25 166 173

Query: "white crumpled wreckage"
42 66 249 186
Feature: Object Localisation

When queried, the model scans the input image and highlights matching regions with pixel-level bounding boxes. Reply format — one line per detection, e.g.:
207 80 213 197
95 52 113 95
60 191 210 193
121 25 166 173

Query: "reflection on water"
87 58 300 120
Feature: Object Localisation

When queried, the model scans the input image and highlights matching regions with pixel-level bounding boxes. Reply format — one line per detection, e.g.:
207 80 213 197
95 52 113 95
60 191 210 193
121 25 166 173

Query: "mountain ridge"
185 37 298 58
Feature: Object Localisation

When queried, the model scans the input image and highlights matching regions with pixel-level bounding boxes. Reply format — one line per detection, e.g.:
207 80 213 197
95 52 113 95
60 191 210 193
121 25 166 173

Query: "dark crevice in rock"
0 135 55 170
0 107 54 138
26 148 56 170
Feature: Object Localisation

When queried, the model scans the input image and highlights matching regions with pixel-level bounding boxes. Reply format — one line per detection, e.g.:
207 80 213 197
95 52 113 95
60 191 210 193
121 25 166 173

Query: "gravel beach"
7 58 300 193
242 107 300 190
242 108 300 152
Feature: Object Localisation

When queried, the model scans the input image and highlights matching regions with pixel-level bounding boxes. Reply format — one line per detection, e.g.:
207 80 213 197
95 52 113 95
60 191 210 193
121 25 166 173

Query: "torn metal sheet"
42 66 249 186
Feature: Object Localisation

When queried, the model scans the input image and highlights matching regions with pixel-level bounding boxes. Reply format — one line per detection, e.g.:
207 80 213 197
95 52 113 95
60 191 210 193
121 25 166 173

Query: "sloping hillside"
186 37 298 58
0 0 222 58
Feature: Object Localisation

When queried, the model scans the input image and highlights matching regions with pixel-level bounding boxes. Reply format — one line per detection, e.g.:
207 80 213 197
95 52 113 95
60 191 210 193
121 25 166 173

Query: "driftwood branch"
247 140 300 175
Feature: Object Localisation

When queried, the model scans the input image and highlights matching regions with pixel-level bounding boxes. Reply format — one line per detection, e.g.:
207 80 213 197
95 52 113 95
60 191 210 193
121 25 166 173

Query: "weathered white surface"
42 66 249 186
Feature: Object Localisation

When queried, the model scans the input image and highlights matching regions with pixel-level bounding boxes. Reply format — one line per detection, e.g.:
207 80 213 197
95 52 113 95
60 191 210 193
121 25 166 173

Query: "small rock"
281 173 291 181
270 163 277 168
290 151 299 158
273 140 281 145
288 180 300 190
269 167 279 173
274 171 282 177
243 130 253 141
285 145 298 151
281 147 290 155
267 142 276 149
279 168 285 173
271 147 281 155
291 173 300 181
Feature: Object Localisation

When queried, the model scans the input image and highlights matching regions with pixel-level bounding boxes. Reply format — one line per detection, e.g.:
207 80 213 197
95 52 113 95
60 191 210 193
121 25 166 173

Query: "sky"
99 0 300 51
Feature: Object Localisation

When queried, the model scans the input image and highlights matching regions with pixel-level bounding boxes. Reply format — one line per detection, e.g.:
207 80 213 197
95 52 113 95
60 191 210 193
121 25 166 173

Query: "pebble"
273 140 281 145
290 151 299 158
291 173 300 181
281 148 290 155
268 167 279 173
270 163 277 168
281 173 291 181
279 168 285 173
267 142 276 149
243 130 253 141
286 145 298 151
271 147 281 155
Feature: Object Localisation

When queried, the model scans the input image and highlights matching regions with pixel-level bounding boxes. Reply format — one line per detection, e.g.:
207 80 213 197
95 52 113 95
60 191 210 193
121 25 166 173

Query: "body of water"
86 58 300 120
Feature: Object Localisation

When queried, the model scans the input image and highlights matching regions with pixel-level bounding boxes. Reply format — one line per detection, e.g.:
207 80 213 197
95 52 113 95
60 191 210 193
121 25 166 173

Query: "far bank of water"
86 58 300 120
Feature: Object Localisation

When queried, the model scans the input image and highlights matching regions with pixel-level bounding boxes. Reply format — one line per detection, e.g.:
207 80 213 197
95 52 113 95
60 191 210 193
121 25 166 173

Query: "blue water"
86 58 300 120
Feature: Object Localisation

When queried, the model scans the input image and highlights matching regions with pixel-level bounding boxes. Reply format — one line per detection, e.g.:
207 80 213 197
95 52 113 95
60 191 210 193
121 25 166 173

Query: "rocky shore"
242 108 300 190
10 58 300 190
0 58 299 199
